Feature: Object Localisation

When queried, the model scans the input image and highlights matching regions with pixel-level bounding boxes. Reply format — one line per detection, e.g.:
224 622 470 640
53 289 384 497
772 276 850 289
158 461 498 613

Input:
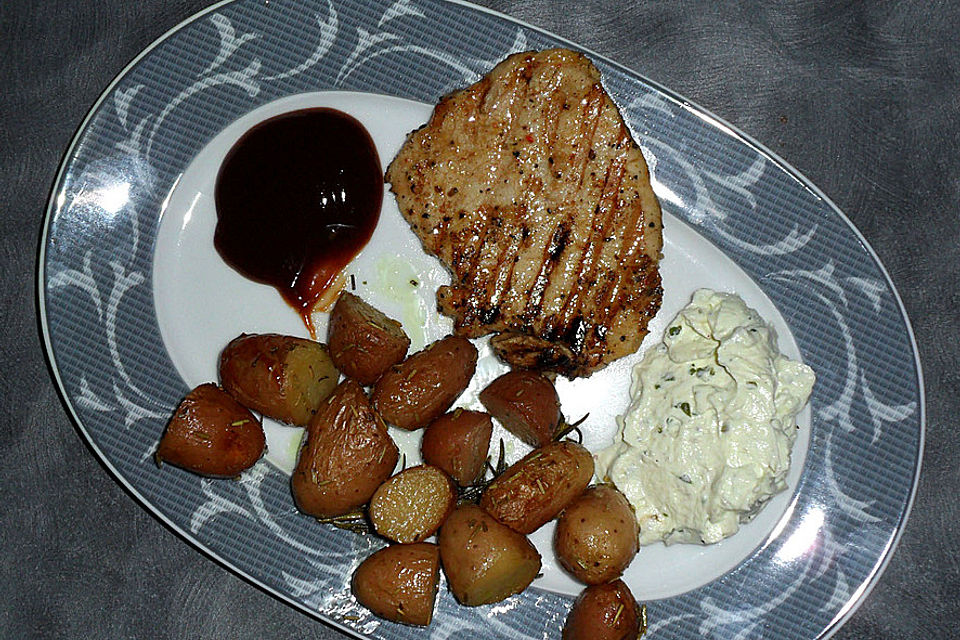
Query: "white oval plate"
40 1 923 638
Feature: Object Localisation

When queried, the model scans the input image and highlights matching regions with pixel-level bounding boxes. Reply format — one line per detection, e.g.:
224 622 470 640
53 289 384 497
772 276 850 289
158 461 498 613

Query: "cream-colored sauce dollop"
596 289 815 545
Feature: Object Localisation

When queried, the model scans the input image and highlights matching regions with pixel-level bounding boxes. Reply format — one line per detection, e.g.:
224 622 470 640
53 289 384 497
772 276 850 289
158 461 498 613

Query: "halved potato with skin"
554 485 639 584
352 542 440 626
479 370 561 447
438 504 541 606
328 292 410 385
371 335 478 430
420 409 493 486
562 580 642 640
480 440 594 534
369 465 457 543
219 333 338 426
156 383 265 478
291 379 398 518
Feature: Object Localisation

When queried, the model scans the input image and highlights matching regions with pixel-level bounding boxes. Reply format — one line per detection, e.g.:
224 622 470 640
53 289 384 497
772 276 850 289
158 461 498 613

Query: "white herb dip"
597 289 815 545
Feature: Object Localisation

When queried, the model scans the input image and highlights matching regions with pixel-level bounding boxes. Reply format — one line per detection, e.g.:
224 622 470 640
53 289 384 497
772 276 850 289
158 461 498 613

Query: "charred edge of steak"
490 332 575 375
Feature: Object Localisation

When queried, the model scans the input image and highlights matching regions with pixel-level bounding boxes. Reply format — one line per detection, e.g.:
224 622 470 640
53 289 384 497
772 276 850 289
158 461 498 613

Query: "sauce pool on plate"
214 108 383 337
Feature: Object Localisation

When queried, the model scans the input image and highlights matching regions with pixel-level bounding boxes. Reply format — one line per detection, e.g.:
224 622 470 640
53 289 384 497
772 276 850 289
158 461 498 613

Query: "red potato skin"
562 580 642 640
291 379 399 518
219 333 338 426
351 543 441 627
371 335 478 430
420 410 493 486
156 383 265 478
554 485 639 584
480 440 594 534
438 504 541 606
479 370 561 447
328 292 411 385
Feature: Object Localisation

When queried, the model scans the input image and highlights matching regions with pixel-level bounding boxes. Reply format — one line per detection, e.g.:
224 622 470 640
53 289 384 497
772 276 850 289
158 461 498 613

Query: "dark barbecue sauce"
214 108 382 337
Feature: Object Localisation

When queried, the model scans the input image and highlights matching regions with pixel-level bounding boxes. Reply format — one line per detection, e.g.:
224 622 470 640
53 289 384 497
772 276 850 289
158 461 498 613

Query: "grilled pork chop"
386 49 663 378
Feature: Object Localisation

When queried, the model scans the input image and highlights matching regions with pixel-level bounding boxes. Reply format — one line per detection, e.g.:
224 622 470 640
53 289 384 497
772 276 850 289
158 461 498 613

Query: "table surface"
2 0 957 638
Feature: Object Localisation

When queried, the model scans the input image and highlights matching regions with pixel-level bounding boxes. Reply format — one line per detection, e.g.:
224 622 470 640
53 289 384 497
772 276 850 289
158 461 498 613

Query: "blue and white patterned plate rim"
38 1 925 639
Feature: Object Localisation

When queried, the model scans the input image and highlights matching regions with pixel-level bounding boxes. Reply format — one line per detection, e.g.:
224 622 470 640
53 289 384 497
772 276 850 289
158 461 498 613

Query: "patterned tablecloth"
2 1 957 638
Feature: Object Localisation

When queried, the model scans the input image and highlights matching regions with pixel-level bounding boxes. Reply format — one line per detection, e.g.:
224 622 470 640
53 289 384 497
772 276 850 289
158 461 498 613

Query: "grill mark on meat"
519 82 571 329
499 140 543 320
453 209 494 330
596 134 652 333
548 223 571 260
541 90 606 327
555 89 606 304
575 87 606 192
554 93 621 345
533 138 585 327
560 163 624 353
464 211 495 328
591 142 634 320
594 167 633 338
462 69 531 325
521 220 563 330
606 191 648 327
491 65 557 325
481 206 521 324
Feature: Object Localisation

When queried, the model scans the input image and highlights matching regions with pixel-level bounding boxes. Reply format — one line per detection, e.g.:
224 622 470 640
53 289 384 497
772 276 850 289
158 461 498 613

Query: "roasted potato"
555 485 639 584
156 383 265 478
562 580 643 640
328 292 411 385
479 370 561 447
438 504 541 606
480 441 594 534
219 333 338 426
371 335 478 430
351 542 440 626
291 379 398 517
420 409 493 486
369 465 457 543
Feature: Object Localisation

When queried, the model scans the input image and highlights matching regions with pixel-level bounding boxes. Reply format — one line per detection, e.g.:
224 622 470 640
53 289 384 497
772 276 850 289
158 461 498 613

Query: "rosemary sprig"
612 604 624 626
554 412 589 443
489 438 508 476
457 438 507 504
315 509 373 534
